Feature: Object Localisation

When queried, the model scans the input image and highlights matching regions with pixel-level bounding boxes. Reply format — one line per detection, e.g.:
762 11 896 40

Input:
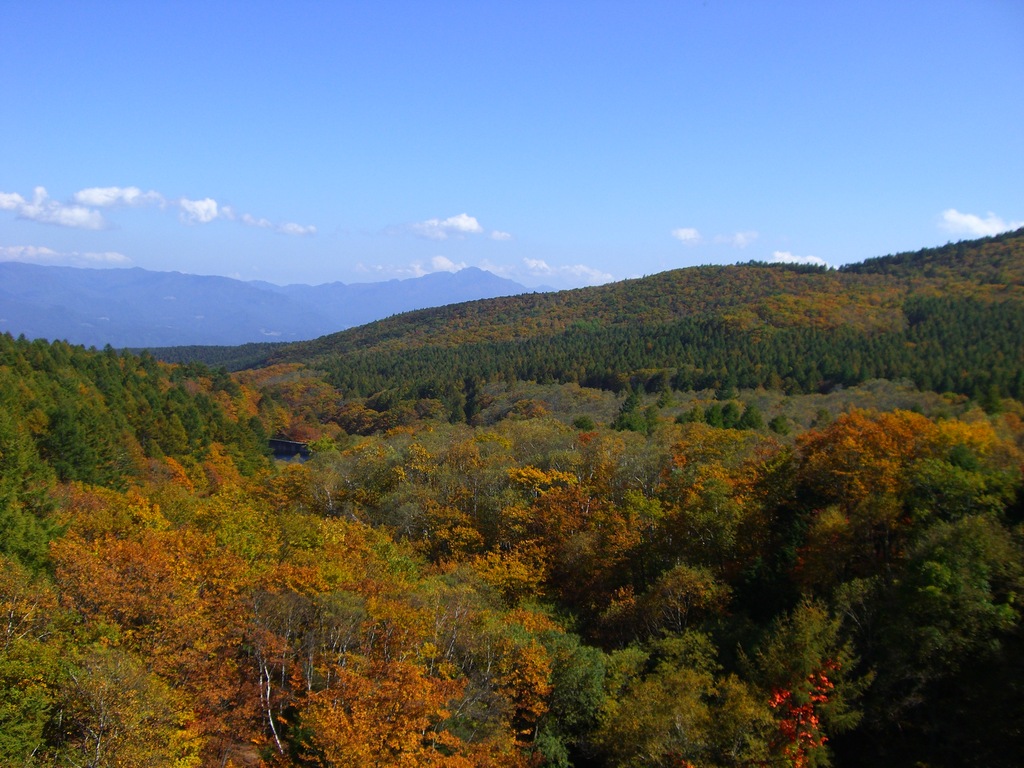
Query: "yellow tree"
794 410 939 590
304 658 470 767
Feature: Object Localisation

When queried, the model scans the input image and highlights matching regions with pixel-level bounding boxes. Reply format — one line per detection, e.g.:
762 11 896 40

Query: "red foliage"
768 661 838 767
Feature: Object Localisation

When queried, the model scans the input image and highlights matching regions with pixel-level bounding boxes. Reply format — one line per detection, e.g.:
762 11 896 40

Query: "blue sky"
2 1 1021 289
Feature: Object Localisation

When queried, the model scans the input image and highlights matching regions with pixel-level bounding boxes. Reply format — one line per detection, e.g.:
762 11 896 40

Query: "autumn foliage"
2 232 1024 767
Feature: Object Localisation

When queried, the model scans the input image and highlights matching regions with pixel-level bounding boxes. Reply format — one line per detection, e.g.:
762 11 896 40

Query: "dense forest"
2 231 1024 767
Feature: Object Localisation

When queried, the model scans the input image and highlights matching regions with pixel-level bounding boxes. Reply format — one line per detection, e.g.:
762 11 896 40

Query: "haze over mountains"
0 263 530 348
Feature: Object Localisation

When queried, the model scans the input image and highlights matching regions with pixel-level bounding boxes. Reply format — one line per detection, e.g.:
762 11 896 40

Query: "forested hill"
257 229 1024 403
3 235 1024 767
0 335 273 505
839 226 1024 281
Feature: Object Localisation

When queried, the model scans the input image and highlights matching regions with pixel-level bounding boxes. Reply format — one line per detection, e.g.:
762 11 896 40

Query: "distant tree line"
304 294 1022 419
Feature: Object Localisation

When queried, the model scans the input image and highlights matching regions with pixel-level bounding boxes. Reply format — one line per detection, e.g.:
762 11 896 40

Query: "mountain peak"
0 262 530 348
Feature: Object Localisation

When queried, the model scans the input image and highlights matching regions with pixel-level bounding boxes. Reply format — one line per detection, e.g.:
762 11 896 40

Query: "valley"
1 230 1022 767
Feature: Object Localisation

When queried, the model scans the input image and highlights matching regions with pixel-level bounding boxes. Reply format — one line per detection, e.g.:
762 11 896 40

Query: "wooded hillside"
256 229 1024 408
2 230 1023 767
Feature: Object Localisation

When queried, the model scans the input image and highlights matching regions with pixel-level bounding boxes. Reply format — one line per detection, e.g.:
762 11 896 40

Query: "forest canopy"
2 229 1024 767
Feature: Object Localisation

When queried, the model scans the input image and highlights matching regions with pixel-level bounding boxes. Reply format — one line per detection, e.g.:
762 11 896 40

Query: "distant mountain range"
0 263 531 348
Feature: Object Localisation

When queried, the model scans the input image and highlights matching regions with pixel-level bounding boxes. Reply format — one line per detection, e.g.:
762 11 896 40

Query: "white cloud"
73 186 163 207
0 187 106 229
179 197 219 224
671 227 701 243
0 192 27 210
524 258 612 285
674 227 759 248
232 211 316 236
438 213 483 233
81 251 132 264
490 230 512 241
941 208 1023 237
277 221 317 236
430 255 466 272
770 250 828 267
241 212 272 228
356 255 468 279
0 244 61 261
3 184 317 238
565 264 614 283
410 213 485 240
716 230 759 248
524 257 553 275
180 198 315 235
0 244 130 266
